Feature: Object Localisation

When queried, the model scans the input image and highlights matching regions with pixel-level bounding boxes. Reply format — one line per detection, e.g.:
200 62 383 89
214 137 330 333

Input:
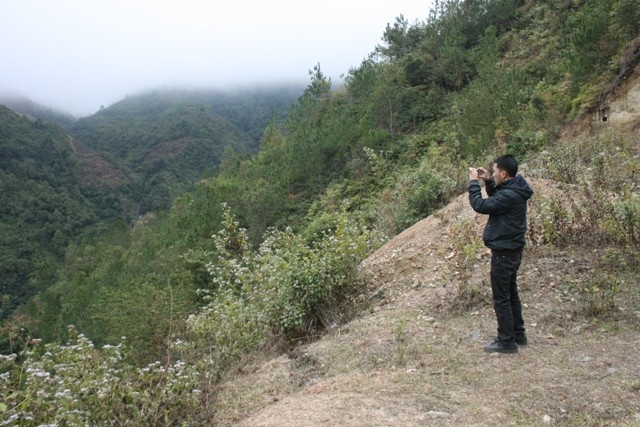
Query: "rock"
368 286 386 302
543 414 551 424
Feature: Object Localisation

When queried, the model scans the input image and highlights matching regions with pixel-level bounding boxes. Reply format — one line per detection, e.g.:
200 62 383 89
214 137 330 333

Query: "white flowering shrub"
187 204 384 368
0 327 200 426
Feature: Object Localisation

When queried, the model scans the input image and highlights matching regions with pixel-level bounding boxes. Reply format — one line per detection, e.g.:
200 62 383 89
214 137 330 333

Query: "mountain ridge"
0 95 77 128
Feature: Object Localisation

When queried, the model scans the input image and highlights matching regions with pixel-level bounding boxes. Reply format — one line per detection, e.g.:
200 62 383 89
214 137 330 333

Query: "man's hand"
469 167 479 180
477 167 490 181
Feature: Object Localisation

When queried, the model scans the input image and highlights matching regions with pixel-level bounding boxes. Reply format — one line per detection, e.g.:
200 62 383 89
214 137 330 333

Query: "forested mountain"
2 0 640 424
68 86 303 213
0 106 96 318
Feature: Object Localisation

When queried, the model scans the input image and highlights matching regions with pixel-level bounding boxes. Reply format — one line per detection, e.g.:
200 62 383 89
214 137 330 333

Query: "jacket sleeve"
469 180 512 215
485 178 496 196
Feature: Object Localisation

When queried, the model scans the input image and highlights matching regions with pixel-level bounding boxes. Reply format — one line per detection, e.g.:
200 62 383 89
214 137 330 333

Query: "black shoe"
515 335 528 346
483 340 518 353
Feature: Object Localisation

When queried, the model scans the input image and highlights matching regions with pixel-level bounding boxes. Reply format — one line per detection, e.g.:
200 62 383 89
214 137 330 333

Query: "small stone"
543 415 551 424
426 411 450 418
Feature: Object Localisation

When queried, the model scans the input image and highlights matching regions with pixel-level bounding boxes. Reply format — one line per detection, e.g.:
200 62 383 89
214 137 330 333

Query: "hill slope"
0 106 97 318
68 86 302 213
208 67 640 426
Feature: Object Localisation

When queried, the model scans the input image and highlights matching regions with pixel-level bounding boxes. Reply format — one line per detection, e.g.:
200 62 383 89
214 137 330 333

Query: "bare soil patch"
143 136 192 163
70 138 128 190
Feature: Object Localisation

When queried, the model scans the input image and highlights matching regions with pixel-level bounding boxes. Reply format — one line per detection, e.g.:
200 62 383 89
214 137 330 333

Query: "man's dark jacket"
468 175 534 251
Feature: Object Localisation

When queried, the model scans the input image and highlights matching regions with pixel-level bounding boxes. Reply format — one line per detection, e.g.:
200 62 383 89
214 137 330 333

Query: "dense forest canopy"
0 106 97 319
2 0 640 424
68 85 304 213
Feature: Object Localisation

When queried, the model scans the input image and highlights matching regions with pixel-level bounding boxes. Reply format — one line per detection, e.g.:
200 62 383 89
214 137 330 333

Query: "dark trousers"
490 251 525 343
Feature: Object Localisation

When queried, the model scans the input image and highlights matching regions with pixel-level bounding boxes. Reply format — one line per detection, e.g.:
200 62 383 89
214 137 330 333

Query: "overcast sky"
1 0 433 117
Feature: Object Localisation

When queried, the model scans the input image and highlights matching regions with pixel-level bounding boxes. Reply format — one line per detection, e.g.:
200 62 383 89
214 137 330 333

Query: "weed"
573 248 636 320
394 319 408 367
580 271 621 318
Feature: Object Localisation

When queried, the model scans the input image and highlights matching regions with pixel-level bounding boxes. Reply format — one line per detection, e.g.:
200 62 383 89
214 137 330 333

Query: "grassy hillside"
1 0 640 424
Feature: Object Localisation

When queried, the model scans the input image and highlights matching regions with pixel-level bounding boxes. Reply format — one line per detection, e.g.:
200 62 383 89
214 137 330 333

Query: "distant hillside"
0 85 302 320
0 106 96 318
69 85 303 212
0 96 77 129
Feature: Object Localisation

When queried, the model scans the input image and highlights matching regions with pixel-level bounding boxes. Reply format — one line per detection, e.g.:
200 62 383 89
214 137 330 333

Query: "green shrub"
447 217 487 311
186 204 384 370
613 193 640 244
578 250 626 318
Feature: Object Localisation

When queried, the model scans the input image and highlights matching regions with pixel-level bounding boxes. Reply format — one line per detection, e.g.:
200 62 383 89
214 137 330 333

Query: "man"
468 155 534 353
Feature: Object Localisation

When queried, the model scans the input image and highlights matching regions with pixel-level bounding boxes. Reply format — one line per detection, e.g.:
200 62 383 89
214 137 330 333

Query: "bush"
0 327 200 426
186 204 384 370
371 150 459 236
447 217 488 311
579 253 623 318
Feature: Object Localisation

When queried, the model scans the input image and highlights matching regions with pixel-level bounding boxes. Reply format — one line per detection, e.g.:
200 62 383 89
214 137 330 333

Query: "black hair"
493 154 518 177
